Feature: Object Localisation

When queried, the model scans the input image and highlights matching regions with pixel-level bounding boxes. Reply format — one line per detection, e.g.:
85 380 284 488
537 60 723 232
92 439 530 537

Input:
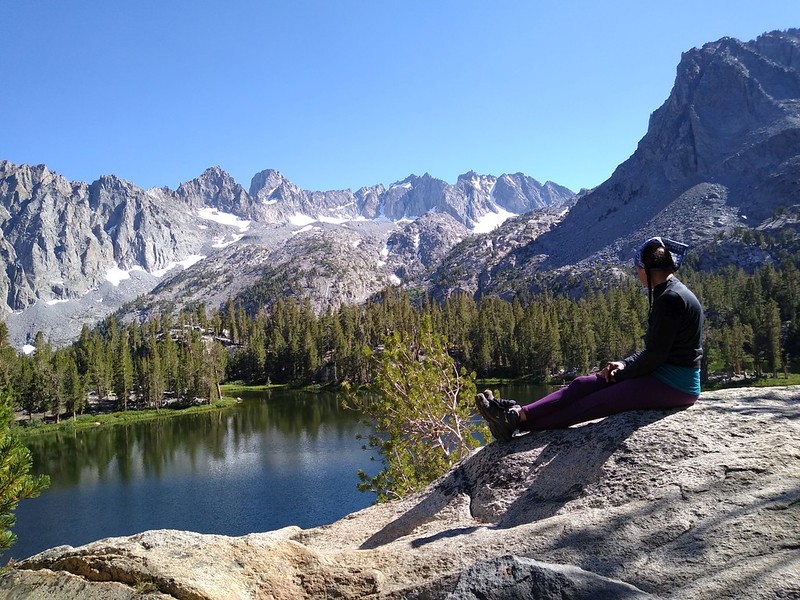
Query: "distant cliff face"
0 158 573 347
0 162 217 312
531 28 800 269
3 386 797 599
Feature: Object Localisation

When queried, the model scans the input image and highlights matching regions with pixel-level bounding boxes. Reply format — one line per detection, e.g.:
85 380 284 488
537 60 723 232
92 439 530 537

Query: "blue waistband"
654 364 701 395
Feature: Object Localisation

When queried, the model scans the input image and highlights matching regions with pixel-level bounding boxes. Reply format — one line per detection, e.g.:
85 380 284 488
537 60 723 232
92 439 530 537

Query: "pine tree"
0 390 50 555
343 315 484 501
222 298 239 344
0 324 17 397
56 350 85 419
160 325 178 395
113 328 134 411
16 360 39 419
244 323 267 383
27 333 57 421
203 339 227 404
147 331 165 408
766 300 783 377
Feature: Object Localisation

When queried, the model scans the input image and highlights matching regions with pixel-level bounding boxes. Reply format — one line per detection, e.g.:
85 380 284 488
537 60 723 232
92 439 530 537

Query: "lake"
9 382 551 561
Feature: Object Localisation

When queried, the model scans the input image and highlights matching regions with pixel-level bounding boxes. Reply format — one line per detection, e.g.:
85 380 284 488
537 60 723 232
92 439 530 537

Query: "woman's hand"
599 361 625 382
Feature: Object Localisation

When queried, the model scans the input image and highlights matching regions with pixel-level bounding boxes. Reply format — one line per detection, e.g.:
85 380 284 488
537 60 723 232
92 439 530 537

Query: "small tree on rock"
344 315 487 502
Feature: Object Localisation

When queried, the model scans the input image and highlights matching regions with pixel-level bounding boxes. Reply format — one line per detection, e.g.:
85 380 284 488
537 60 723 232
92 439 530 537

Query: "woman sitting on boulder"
476 236 704 442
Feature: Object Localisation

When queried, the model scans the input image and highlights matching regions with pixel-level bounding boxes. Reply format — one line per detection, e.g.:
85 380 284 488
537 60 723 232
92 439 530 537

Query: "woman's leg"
518 374 697 431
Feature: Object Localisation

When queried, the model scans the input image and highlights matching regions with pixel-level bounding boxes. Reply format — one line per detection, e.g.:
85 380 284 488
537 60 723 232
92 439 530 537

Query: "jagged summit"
530 28 800 269
0 157 574 347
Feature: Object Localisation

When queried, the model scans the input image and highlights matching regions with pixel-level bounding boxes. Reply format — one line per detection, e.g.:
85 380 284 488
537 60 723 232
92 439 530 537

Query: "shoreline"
12 374 797 440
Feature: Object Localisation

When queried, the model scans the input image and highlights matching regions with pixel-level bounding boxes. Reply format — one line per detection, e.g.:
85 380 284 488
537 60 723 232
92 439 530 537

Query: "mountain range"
2 28 799 349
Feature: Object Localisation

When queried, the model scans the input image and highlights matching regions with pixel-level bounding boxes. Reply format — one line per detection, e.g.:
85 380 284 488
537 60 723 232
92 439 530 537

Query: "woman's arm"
614 293 680 381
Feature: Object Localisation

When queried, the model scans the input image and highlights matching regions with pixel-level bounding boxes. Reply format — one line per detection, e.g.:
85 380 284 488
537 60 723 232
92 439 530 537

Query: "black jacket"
616 276 704 380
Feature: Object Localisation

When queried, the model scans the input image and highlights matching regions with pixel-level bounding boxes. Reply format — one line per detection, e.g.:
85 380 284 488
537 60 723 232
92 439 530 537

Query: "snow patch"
198 208 251 232
389 274 402 285
106 264 133 286
472 207 517 234
22 344 36 355
318 215 349 225
352 240 362 249
180 255 205 269
151 255 206 278
413 233 421 252
377 245 390 267
260 185 280 198
106 264 146 285
212 234 245 248
291 225 318 236
289 213 317 226
46 299 70 306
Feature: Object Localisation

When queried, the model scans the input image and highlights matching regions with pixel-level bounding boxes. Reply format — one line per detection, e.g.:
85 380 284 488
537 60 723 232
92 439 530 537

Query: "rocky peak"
176 166 251 215
493 173 547 213
753 28 800 69
245 169 310 224
182 166 239 194
88 175 141 208
456 170 490 187
354 183 386 219
381 173 448 220
249 168 295 200
455 171 496 201
0 162 75 205
528 29 800 270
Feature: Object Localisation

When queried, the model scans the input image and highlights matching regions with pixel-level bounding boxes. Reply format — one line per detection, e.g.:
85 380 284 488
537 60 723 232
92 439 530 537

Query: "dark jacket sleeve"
615 292 680 381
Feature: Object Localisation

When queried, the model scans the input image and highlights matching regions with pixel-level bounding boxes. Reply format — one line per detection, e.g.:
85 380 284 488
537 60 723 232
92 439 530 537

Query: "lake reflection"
10 387 379 561
10 383 553 561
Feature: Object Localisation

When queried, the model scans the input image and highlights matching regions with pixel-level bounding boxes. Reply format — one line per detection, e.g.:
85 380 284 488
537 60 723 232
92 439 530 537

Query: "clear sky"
2 1 797 194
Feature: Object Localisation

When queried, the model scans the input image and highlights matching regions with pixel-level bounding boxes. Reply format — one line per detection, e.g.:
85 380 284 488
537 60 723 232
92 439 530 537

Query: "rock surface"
2 386 798 599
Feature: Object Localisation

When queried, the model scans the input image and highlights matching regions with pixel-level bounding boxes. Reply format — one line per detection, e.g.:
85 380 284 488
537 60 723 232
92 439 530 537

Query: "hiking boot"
475 393 520 443
483 389 518 409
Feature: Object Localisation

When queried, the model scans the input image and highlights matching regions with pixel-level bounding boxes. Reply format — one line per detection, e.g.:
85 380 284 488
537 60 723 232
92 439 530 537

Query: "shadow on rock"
361 407 684 549
359 465 473 549
490 409 680 529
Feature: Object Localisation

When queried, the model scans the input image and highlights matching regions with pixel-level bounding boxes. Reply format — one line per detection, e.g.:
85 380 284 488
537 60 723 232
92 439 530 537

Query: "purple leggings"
518 374 698 431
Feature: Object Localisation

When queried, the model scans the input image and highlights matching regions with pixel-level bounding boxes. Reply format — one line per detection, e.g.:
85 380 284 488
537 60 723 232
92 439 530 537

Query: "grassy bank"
221 382 279 394
13 397 241 439
12 382 322 439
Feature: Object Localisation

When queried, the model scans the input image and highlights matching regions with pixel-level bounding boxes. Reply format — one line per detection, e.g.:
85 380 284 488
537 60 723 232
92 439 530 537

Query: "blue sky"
2 1 797 194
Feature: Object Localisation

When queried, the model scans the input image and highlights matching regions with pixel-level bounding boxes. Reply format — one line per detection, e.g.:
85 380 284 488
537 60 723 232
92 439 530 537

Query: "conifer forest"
2 257 799 421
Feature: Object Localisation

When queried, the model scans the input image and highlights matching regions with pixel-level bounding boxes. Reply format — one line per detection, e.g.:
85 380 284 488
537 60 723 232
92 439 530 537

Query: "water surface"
11 387 377 560
10 382 553 561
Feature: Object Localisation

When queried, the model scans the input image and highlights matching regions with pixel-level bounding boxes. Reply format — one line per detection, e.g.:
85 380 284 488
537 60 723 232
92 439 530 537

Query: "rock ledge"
1 386 798 599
